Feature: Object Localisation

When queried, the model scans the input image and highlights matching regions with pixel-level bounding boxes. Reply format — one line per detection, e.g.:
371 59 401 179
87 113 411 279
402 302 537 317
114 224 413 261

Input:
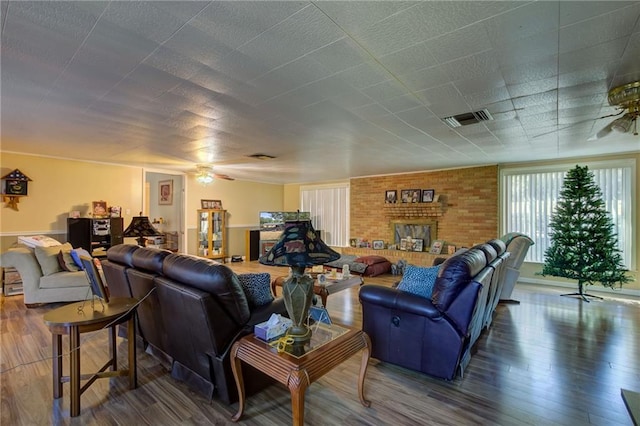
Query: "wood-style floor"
1 261 639 425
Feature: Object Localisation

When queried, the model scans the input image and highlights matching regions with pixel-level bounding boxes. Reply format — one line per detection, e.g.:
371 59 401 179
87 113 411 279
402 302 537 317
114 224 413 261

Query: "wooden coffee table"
230 323 371 426
271 275 364 307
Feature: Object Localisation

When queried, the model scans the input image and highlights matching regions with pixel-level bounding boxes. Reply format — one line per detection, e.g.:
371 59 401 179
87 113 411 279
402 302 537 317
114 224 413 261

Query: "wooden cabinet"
67 217 124 257
197 209 227 261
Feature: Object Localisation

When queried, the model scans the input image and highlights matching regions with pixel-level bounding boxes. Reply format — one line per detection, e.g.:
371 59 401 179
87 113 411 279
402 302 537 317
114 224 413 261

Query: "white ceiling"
2 1 639 184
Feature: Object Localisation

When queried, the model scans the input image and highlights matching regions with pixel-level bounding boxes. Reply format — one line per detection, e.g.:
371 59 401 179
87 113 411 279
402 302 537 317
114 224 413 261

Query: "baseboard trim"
518 277 640 298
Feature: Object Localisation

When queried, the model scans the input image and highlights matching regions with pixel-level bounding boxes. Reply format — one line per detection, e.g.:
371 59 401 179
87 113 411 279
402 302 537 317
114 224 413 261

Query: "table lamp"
259 220 340 345
123 213 161 246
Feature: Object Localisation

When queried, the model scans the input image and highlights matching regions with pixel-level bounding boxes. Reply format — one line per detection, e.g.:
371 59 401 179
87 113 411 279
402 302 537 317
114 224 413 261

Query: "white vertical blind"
300 183 350 247
501 161 634 268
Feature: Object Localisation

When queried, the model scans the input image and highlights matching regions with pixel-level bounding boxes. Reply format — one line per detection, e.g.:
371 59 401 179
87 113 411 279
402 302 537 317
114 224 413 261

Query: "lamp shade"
259 220 340 267
123 216 161 246
259 220 340 347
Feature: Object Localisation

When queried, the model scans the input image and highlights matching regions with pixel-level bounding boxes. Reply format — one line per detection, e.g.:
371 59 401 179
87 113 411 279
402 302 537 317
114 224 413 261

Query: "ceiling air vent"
442 109 493 128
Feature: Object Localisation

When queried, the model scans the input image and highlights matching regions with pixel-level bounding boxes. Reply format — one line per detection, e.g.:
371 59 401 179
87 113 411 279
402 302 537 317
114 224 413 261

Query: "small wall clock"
2 169 32 211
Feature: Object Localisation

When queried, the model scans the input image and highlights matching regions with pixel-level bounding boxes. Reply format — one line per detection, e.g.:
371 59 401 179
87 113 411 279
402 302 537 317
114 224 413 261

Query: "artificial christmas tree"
541 165 630 301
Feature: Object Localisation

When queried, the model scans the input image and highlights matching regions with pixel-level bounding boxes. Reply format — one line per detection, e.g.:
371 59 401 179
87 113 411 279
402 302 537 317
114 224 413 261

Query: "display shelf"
197 209 227 260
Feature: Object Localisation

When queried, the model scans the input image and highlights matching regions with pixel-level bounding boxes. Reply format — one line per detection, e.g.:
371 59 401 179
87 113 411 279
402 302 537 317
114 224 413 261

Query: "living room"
1 1 640 424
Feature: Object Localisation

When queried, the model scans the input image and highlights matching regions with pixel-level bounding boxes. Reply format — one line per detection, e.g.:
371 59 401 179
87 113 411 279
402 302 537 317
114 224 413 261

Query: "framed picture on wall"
422 189 435 203
92 201 108 218
159 180 173 205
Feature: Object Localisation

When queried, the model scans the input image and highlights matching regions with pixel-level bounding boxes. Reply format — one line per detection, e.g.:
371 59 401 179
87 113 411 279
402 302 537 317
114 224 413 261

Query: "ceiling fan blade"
214 173 235 181
587 121 614 141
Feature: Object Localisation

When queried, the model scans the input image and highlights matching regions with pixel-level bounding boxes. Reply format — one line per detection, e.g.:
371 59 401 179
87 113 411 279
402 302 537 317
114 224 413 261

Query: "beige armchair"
499 233 534 303
0 247 89 306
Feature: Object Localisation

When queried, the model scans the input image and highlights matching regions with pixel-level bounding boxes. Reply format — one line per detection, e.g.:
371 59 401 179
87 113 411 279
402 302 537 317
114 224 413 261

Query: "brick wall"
350 165 498 255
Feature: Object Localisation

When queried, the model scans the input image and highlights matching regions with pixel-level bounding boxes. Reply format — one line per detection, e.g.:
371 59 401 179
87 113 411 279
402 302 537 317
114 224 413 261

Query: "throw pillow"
34 242 73 276
237 273 274 308
70 248 92 270
57 250 80 272
354 255 388 266
396 265 440 300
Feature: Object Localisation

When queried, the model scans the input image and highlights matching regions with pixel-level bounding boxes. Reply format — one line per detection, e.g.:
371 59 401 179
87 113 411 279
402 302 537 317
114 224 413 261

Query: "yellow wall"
0 152 143 251
186 176 284 256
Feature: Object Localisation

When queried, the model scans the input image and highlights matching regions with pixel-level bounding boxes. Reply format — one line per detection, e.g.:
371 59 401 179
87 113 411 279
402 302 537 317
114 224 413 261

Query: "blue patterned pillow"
238 273 274 308
397 265 440 299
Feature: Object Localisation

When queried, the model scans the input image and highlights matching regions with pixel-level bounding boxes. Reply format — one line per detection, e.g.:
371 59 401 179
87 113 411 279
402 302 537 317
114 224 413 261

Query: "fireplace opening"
391 219 436 249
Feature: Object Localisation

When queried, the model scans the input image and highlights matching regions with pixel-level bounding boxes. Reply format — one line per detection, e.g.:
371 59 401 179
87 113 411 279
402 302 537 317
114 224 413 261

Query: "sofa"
359 242 505 381
499 233 535 302
0 245 90 306
101 244 288 404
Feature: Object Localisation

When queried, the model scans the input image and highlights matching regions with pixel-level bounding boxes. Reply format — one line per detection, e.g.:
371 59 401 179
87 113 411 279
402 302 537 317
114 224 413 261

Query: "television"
259 211 311 231
80 255 110 303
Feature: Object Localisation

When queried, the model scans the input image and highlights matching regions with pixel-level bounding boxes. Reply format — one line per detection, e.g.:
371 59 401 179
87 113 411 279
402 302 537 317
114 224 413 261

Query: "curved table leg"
288 369 310 426
358 333 372 408
230 342 245 422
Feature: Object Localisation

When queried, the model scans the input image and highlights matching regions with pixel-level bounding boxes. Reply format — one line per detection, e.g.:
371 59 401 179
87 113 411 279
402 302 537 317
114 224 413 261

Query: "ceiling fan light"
196 172 214 184
611 115 633 133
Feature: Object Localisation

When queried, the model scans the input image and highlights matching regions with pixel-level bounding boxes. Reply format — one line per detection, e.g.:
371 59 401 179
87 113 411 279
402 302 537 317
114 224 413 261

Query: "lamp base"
282 266 314 346
136 237 147 247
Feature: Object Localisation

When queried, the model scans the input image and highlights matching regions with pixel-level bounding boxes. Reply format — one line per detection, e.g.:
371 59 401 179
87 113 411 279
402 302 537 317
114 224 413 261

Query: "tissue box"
254 316 292 341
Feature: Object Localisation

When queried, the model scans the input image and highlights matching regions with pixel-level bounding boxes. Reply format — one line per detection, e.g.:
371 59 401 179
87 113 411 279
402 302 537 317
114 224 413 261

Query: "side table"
43 297 138 417
230 323 371 426
271 275 364 307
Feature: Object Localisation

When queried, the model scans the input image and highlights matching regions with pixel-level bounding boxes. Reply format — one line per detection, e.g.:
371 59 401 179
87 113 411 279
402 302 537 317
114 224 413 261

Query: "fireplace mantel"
383 201 445 218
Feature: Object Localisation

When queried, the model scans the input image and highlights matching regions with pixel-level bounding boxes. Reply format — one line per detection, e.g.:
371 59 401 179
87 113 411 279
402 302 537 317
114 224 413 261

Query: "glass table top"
266 322 350 358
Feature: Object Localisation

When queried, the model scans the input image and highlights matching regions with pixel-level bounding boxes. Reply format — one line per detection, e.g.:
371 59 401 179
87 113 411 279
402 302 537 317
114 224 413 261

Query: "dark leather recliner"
127 246 172 361
360 248 492 380
103 245 287 405
157 253 287 404
101 244 140 298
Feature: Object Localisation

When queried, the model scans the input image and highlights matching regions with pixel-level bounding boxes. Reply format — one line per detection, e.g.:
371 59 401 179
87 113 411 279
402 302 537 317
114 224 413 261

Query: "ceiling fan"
589 80 640 140
195 164 234 184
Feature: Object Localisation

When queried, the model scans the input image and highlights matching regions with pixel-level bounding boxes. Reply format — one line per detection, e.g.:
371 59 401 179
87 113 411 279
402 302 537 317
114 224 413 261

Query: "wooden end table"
43 297 138 417
230 323 371 426
271 275 364 308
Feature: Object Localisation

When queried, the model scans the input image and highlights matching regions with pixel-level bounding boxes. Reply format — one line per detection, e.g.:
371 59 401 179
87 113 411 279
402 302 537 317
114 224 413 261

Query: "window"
501 160 634 268
300 183 350 247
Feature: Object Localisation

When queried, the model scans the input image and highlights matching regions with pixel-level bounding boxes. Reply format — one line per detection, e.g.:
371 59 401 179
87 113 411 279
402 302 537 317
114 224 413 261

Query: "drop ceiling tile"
163 24 234 69
443 50 502 82
559 1 638 26
559 37 629 74
398 65 451 92
509 54 558 85
484 2 559 46
560 5 640 53
100 2 190 45
314 2 418 35
507 78 558 99
424 23 493 64
190 2 308 50
493 31 558 68
361 80 411 103
335 62 392 89
307 37 370 74
144 46 209 81
351 103 395 121
378 42 438 77
415 84 469 117
235 5 344 72
378 94 424 114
